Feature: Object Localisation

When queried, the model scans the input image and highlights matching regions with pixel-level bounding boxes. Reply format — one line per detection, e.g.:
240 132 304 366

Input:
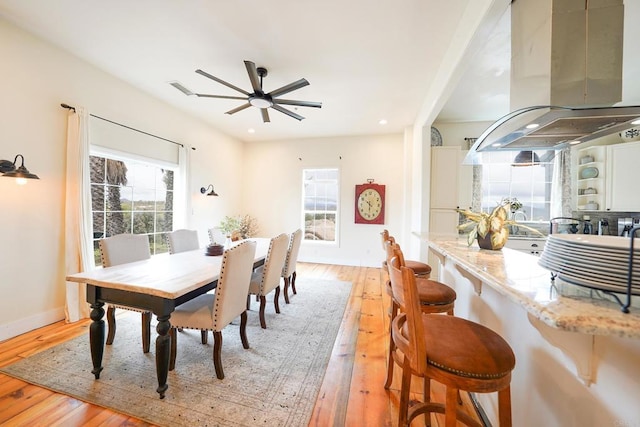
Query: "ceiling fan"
170 60 322 122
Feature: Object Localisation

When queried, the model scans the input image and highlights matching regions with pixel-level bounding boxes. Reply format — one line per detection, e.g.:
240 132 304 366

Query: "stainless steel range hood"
469 104 640 153
468 0 638 158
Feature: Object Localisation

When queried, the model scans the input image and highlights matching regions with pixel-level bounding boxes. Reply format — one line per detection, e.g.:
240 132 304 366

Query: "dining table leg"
155 314 172 399
89 301 105 379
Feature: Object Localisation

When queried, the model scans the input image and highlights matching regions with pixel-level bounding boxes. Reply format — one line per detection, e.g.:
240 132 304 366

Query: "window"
90 154 176 266
481 150 554 221
302 168 339 242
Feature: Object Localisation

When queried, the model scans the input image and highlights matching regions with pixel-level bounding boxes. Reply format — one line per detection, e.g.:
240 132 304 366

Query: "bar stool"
382 238 456 389
388 256 515 426
381 230 431 278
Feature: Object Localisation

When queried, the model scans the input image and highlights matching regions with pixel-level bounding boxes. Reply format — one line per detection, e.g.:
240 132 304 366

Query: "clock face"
357 188 382 220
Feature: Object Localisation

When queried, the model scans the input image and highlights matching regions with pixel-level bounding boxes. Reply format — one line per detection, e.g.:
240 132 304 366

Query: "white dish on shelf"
580 167 599 179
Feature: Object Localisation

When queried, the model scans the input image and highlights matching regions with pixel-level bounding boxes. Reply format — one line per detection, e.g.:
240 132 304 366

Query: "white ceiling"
0 0 512 141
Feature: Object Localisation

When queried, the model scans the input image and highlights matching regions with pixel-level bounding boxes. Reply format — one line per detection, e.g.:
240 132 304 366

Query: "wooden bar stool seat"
381 229 432 278
389 256 515 427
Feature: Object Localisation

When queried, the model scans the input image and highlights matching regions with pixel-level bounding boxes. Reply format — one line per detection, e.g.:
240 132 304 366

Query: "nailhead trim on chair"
212 242 243 326
427 359 512 379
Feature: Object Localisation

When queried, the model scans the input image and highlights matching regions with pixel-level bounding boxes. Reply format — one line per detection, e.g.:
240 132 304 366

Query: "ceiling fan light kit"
172 60 321 122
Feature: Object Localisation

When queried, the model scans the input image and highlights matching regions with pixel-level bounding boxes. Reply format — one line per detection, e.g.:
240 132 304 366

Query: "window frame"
301 167 340 245
480 150 554 221
89 146 179 266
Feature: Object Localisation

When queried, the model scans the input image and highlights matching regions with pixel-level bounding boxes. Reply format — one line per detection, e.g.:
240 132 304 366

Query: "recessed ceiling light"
632 119 640 125
379 119 387 125
248 128 255 134
526 123 539 129
569 140 581 145
492 143 502 147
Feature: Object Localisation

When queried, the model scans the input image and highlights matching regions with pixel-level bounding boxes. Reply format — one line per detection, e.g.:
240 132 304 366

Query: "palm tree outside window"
90 154 176 266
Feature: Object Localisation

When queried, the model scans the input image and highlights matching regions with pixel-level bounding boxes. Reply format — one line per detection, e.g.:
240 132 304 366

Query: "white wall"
0 17 245 340
243 134 405 267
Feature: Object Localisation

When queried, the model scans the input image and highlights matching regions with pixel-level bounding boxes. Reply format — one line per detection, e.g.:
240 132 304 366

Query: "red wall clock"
355 182 385 224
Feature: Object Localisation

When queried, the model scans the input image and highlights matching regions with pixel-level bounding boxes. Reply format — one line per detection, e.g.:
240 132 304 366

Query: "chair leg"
259 295 267 329
498 386 512 427
283 276 291 304
141 311 151 353
169 328 177 371
201 330 208 344
212 331 224 379
106 305 116 345
398 357 412 427
274 286 281 314
424 376 432 427
291 271 297 294
384 300 398 389
445 387 458 427
246 294 251 310
240 311 250 349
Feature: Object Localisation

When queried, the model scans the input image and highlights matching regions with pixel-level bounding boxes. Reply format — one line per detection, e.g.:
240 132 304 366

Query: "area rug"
1 279 352 427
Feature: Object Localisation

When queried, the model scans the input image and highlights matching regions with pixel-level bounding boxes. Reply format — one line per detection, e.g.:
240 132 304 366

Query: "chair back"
168 229 199 254
282 229 303 277
208 227 225 245
99 234 151 267
211 240 257 329
257 233 289 294
388 256 427 374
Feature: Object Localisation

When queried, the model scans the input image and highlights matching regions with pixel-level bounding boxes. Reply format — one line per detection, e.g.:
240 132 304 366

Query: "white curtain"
550 148 572 219
173 144 191 229
64 107 94 322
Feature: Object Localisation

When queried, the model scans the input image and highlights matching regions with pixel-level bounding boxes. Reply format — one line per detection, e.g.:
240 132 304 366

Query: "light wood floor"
0 263 481 426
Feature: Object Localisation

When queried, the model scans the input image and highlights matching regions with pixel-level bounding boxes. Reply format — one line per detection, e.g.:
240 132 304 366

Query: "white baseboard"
0 307 65 343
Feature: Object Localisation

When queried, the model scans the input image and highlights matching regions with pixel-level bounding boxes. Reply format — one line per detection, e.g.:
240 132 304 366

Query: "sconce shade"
200 184 219 196
0 154 40 179
512 150 540 167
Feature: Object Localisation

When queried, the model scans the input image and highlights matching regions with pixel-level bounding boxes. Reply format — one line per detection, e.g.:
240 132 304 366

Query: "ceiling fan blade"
195 94 247 100
195 69 250 96
169 81 195 96
268 78 309 98
261 108 270 123
225 103 251 115
271 104 305 121
244 61 262 93
274 99 322 108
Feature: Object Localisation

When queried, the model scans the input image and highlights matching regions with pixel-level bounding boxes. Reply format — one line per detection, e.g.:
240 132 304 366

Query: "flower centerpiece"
456 199 541 250
219 214 259 241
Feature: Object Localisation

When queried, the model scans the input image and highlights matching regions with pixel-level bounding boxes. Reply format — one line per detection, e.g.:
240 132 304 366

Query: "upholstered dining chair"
168 240 257 379
99 233 152 353
248 233 289 329
282 229 302 304
168 228 200 254
388 255 515 426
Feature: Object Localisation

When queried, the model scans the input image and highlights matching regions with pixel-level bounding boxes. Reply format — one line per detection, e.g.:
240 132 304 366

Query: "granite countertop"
416 232 640 339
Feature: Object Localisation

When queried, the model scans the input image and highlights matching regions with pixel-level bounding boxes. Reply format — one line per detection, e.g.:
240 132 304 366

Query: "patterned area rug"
1 279 352 427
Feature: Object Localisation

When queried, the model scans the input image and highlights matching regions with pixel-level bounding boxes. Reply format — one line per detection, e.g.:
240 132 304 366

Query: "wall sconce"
200 184 219 196
0 154 40 184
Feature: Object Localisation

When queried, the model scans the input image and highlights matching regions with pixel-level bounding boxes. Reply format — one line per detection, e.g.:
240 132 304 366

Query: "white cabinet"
606 141 640 212
429 146 472 233
575 145 606 211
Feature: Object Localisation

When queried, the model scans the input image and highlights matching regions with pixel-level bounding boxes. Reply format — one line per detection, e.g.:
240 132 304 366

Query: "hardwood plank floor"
0 263 481 426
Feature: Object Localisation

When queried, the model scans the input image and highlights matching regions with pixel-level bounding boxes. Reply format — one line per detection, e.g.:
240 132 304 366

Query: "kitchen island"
416 233 640 427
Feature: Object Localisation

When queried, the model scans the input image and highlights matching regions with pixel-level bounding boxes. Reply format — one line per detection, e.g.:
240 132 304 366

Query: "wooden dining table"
65 238 270 398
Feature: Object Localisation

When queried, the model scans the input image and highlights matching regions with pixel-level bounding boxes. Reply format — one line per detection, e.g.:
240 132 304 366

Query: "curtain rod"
60 103 194 150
